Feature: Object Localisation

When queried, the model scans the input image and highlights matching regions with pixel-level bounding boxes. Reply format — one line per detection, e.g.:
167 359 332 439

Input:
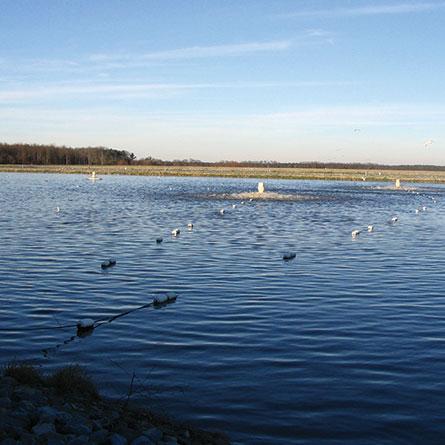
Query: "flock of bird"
351 186 438 238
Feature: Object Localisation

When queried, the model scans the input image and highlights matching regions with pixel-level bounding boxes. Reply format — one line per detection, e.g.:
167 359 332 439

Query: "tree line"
0 143 135 165
1 142 444 171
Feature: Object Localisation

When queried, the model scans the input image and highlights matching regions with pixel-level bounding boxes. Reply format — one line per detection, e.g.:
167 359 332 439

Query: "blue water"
1 172 445 444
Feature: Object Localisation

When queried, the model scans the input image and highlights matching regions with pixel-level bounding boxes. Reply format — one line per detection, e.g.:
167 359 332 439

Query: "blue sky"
1 1 444 164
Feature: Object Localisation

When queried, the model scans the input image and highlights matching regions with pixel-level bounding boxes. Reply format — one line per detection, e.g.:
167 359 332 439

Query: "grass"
1 164 445 183
3 361 100 400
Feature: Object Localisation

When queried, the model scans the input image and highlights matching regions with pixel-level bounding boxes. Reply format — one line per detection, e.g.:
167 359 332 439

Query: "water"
1 172 445 444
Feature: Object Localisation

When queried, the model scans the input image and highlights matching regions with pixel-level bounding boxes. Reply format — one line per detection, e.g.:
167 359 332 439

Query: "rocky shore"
0 365 230 445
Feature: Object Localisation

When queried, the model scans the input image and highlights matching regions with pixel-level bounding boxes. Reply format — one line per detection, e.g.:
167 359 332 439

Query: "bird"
56 207 60 212
415 209 419 214
424 139 434 147
368 225 373 232
156 238 163 243
352 230 361 237
423 206 427 211
172 229 180 236
392 217 398 222
188 223 193 230
220 209 225 215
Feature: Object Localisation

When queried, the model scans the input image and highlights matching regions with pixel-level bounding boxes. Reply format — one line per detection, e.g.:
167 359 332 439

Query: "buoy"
258 182 265 193
172 229 180 236
282 252 296 261
156 238 163 243
392 217 398 222
352 230 360 237
153 292 179 305
368 225 373 232
188 223 193 229
77 318 95 330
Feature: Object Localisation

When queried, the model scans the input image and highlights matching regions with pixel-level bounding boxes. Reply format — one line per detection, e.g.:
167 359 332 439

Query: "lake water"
1 172 445 444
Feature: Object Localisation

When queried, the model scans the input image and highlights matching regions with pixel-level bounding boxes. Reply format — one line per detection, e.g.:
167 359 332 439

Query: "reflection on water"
1 173 445 444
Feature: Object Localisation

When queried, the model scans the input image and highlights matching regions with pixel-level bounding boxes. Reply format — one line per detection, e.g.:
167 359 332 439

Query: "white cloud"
281 2 445 18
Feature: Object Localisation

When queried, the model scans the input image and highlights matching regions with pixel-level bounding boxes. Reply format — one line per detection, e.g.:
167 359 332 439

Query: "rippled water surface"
1 173 445 444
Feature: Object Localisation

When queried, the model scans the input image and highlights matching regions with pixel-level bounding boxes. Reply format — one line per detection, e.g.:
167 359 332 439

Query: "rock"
38 405 58 423
55 410 73 424
131 436 155 445
20 432 38 445
109 433 128 445
59 419 92 435
0 396 12 408
142 427 163 442
163 434 178 444
89 428 109 443
67 435 89 445
32 422 56 439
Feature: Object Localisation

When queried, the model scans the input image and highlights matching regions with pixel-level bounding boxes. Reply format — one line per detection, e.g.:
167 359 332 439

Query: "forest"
1 142 444 171
0 143 135 165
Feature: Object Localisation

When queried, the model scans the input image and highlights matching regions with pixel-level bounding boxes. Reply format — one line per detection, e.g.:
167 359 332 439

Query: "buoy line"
0 293 179 333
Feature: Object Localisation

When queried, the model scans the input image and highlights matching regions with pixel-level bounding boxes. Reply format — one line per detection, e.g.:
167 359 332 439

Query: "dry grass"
1 164 445 183
47 364 100 400
3 361 44 386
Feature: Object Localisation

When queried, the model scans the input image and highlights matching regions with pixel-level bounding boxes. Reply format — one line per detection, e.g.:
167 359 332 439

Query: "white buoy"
392 217 398 222
352 230 360 237
77 318 95 329
172 229 180 236
258 182 265 193
88 171 101 181
282 252 296 260
153 292 179 305
395 179 401 188
368 225 373 232
156 237 163 243
188 223 193 230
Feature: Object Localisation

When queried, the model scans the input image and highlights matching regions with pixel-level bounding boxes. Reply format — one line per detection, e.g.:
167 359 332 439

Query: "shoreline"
1 164 445 184
0 364 231 444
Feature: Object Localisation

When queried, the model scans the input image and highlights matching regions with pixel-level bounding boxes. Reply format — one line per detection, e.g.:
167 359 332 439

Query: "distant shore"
1 164 445 184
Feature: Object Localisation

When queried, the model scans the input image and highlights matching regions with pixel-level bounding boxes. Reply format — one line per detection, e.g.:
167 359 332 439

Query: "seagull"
368 225 373 232
188 223 193 229
424 139 434 147
352 230 361 237
172 229 180 236
392 217 398 222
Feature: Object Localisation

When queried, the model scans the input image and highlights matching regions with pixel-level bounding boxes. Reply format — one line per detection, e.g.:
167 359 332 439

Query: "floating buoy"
101 259 116 269
188 223 193 230
282 252 296 261
153 292 179 306
77 318 94 330
392 217 398 222
368 225 373 232
352 230 360 237
156 238 163 243
172 229 180 236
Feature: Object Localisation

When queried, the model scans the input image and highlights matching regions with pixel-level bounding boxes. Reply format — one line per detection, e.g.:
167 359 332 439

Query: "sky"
1 0 444 164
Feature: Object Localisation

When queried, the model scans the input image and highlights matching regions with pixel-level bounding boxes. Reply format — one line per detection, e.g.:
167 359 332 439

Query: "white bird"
415 209 419 214
352 230 361 237
56 207 61 212
172 229 180 236
232 204 237 209
188 223 193 229
220 209 225 214
368 225 373 232
423 206 427 211
241 201 245 205
392 217 398 222
424 139 434 147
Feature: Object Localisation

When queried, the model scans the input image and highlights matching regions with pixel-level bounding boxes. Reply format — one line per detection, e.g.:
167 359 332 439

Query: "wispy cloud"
89 40 292 63
0 80 357 103
280 2 445 18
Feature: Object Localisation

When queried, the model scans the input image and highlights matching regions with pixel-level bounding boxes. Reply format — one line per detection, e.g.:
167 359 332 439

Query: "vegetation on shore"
1 142 445 183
